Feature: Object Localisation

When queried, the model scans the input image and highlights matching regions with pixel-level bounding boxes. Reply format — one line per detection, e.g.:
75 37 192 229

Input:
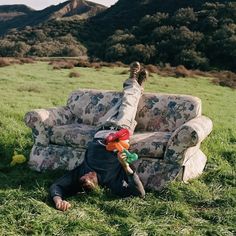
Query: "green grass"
0 62 235 235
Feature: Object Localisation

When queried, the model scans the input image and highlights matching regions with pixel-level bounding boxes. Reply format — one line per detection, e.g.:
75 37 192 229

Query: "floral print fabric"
50 123 96 148
67 90 123 126
130 131 171 158
28 145 85 171
135 94 202 132
25 89 213 190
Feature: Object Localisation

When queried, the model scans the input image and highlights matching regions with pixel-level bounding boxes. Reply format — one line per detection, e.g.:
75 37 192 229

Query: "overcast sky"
0 0 118 10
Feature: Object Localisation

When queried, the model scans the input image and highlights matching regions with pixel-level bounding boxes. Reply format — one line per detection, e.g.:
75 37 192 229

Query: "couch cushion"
135 94 202 132
50 123 171 159
49 124 97 148
130 131 172 158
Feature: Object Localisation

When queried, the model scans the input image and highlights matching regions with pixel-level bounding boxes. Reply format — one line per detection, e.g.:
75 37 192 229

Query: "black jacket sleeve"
49 166 82 199
110 172 145 198
126 172 145 198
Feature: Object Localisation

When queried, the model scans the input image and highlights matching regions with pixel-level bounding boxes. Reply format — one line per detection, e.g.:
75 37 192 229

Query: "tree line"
0 1 235 71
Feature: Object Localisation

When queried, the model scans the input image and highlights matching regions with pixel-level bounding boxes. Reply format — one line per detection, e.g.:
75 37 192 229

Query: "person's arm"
49 166 81 211
117 152 145 198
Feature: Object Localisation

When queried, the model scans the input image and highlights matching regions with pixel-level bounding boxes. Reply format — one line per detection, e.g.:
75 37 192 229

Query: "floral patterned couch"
25 89 213 190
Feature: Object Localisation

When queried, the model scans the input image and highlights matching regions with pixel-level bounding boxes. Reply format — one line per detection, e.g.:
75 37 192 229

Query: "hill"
0 4 34 22
88 0 229 37
0 0 106 36
85 0 236 71
0 0 235 72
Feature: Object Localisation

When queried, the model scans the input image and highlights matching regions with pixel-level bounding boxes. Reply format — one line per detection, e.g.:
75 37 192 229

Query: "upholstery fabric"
25 89 213 190
29 145 85 172
135 93 201 132
50 123 96 148
130 131 171 158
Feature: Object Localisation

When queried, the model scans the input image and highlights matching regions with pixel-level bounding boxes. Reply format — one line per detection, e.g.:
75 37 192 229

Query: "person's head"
79 172 98 191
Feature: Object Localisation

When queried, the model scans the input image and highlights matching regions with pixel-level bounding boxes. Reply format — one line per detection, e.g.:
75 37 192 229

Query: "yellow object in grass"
10 152 27 166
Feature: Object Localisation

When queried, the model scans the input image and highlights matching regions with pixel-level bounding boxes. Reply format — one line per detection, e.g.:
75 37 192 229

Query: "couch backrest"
135 93 201 132
67 90 123 126
67 89 201 132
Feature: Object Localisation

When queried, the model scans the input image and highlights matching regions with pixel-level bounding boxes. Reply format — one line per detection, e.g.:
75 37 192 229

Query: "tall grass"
0 62 235 235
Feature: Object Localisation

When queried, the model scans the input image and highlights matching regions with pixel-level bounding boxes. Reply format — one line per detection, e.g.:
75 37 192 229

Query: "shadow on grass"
221 150 236 166
0 161 128 210
0 163 66 206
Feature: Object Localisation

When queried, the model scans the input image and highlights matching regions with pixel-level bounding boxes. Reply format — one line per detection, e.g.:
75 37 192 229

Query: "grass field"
0 62 235 235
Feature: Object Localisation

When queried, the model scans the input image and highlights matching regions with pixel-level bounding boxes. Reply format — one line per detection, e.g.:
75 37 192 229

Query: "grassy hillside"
0 5 34 22
1 0 235 71
0 62 235 235
0 0 106 36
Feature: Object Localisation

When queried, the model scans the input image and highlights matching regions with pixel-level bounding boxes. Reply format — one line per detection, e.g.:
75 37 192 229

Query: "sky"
0 0 118 10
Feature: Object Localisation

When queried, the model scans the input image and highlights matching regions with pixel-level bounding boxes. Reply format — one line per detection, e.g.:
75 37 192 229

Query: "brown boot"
137 69 149 86
129 61 141 80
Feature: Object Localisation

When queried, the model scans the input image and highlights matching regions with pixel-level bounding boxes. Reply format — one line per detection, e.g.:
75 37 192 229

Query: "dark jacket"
50 140 145 199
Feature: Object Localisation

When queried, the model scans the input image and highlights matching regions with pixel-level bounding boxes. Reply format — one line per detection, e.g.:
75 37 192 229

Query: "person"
50 62 149 211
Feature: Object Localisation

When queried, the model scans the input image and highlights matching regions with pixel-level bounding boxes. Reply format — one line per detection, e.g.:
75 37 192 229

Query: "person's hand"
53 196 71 211
118 152 134 175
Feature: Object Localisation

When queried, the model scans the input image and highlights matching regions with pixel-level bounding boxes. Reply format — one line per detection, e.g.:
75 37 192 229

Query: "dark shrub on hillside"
114 61 127 67
20 58 35 64
128 44 156 64
175 49 209 70
105 43 128 62
91 62 102 69
75 60 92 68
74 60 119 68
155 64 195 78
2 58 23 65
62 45 86 57
212 71 236 89
192 69 213 77
172 7 197 26
174 65 192 77
0 1 235 72
145 64 159 74
0 40 15 56
30 42 61 57
106 63 116 68
50 60 75 70
99 61 111 67
13 42 30 57
155 64 176 77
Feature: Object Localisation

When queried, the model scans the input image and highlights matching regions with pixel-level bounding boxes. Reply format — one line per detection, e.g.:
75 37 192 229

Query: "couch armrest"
25 106 74 146
164 115 213 163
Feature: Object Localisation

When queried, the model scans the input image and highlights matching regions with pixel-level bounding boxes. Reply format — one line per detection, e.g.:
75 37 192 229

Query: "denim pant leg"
109 79 143 131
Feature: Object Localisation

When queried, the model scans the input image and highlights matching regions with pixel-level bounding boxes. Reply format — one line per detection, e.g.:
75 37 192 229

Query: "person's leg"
96 62 148 139
109 62 148 132
109 78 142 132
